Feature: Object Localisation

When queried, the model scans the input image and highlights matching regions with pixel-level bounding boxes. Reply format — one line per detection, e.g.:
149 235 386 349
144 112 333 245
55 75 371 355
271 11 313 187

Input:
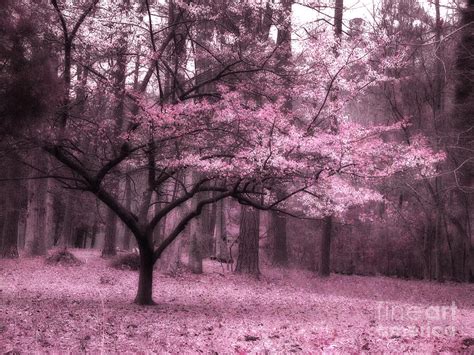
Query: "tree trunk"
152 188 163 246
90 219 98 249
434 210 444 282
157 207 184 274
235 205 260 276
319 215 332 277
58 192 74 248
123 174 133 250
316 0 343 273
423 223 433 280
24 149 47 256
134 243 155 305
2 210 20 258
451 0 474 283
102 208 117 257
200 197 216 258
1 156 22 258
272 210 288 266
334 0 344 38
188 174 203 274
44 173 55 249
0 204 5 253
213 198 230 262
188 226 203 274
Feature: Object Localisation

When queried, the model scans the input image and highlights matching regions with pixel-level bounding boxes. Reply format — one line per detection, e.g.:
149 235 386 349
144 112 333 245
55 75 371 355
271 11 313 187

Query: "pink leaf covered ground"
1 249 473 353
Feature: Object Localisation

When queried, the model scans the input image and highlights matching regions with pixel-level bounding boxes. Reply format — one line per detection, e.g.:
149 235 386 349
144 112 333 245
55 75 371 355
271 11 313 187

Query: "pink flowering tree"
23 0 446 304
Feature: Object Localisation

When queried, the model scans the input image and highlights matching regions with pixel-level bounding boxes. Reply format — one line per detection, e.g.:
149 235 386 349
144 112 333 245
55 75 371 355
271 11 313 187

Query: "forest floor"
1 249 473 353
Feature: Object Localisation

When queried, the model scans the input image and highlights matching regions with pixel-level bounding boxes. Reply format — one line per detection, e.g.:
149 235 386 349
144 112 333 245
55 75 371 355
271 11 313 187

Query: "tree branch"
153 191 232 262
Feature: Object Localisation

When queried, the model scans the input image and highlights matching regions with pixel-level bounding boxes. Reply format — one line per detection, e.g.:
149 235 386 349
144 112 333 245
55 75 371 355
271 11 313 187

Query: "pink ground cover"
1 249 473 353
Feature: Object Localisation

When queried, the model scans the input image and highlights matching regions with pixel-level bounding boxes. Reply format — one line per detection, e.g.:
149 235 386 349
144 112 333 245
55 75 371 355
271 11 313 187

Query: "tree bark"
24 149 47 256
58 192 73 248
451 0 474 283
235 205 260 276
200 197 216 258
334 0 344 38
319 215 332 277
270 1 292 267
272 210 288 266
102 208 117 257
123 174 133 250
2 210 20 258
188 224 203 274
213 198 230 262
423 223 433 280
1 156 22 258
134 242 155 305
434 210 444 282
316 0 344 274
188 192 203 273
90 219 98 249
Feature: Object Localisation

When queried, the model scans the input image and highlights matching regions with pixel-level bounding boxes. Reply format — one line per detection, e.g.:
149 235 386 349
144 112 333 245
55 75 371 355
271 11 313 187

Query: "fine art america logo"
375 302 457 338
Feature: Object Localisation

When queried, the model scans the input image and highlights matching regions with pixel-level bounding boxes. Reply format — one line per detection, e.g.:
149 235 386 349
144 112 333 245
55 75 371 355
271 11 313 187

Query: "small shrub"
111 253 140 271
45 249 82 266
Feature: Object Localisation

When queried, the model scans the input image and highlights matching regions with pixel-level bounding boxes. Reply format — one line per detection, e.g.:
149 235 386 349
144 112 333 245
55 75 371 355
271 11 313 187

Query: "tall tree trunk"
123 174 133 250
44 165 55 249
434 0 444 113
465 200 473 282
1 156 22 258
451 0 474 283
188 175 203 274
187 196 203 273
272 210 288 266
235 205 260 276
423 223 433 280
434 210 444 282
0 202 5 253
319 215 332 277
152 189 162 246
24 149 47 256
317 0 343 276
102 32 128 258
58 192 73 248
90 219 98 249
200 198 216 258
134 240 155 305
334 0 344 38
188 222 203 274
2 210 20 258
191 0 216 260
102 208 117 257
156 177 184 274
213 198 230 262
272 0 292 265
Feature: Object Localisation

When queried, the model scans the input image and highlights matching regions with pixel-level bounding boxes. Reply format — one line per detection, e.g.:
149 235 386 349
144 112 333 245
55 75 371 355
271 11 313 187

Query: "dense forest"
0 0 473 352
